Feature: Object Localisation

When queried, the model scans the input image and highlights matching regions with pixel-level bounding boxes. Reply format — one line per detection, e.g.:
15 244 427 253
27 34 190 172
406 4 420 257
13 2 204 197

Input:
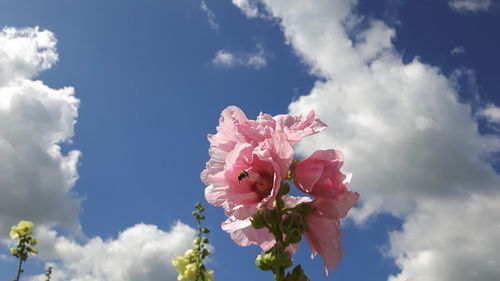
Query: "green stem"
274 266 285 281
195 225 202 281
14 254 23 281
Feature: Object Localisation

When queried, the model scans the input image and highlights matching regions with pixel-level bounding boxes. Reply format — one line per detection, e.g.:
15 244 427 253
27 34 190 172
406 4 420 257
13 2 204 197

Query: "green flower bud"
278 182 291 196
202 248 212 258
283 212 306 232
285 228 302 244
255 253 272 271
263 209 279 225
274 250 293 269
250 212 266 229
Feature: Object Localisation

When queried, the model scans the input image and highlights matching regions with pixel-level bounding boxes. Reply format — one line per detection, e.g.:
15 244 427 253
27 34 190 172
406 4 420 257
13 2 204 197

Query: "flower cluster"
201 106 359 277
172 203 214 281
9 220 39 281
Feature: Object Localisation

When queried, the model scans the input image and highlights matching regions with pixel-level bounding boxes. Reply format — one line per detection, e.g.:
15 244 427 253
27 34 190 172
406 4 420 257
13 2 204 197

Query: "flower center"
249 172 273 199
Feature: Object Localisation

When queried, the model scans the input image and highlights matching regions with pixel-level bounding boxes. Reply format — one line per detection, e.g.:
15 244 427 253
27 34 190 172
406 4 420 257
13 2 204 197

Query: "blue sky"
0 0 499 280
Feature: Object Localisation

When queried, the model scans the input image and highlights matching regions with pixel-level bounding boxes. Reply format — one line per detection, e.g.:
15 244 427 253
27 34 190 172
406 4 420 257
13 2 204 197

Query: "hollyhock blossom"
293 149 351 199
221 216 276 251
304 194 359 275
292 149 359 274
201 106 326 249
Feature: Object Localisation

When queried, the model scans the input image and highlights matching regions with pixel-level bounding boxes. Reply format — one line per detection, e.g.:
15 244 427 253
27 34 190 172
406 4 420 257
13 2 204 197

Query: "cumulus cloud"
448 0 492 13
212 44 267 69
450 45 466 56
200 0 219 31
232 0 500 280
0 27 205 281
26 222 196 281
0 26 82 236
387 193 500 281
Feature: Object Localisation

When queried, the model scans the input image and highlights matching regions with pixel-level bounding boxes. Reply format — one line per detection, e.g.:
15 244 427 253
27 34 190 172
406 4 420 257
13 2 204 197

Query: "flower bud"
10 248 19 256
285 228 302 244
250 212 266 229
202 248 212 258
283 212 306 232
278 182 291 196
274 250 293 269
255 253 272 271
263 209 279 225
29 238 37 246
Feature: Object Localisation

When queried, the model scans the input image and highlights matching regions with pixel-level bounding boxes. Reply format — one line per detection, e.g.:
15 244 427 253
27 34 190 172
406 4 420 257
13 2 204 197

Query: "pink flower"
292 149 359 274
201 106 326 220
221 216 276 251
293 149 351 199
304 193 359 275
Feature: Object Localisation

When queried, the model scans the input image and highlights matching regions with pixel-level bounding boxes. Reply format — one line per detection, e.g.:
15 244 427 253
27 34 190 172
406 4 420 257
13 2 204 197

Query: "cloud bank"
231 1 500 280
0 26 82 236
27 222 196 281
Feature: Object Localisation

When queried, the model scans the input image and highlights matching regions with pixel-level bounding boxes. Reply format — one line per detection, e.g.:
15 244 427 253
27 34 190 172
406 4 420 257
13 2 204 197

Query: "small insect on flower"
237 170 249 183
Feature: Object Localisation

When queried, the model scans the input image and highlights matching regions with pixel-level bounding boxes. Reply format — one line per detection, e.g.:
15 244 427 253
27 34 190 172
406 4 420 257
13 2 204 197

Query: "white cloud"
480 104 500 123
200 0 219 31
232 0 260 18
232 1 500 280
0 26 203 281
26 222 196 281
387 193 500 281
450 45 466 56
212 44 267 69
448 0 492 13
0 26 82 236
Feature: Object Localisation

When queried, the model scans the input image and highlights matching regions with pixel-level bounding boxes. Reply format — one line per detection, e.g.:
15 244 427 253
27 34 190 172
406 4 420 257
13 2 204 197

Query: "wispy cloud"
200 0 219 31
212 44 267 69
448 0 492 13
233 1 500 280
450 45 466 56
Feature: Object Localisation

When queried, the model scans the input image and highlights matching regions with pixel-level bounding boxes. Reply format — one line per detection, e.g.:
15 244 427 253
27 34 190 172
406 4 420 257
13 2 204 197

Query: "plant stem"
195 220 203 281
14 255 23 281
